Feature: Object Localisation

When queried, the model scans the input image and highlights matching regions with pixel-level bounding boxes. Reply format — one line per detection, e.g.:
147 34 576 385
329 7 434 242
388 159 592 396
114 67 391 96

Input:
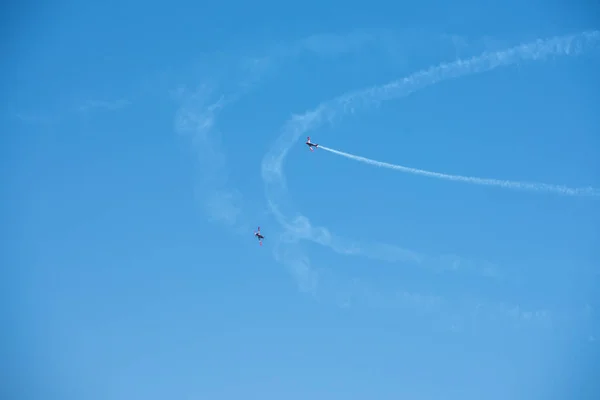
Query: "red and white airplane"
305 136 319 151
254 226 265 245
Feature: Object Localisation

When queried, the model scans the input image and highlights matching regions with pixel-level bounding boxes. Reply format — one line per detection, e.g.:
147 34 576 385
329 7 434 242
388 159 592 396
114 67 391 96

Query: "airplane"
254 226 265 245
305 136 319 151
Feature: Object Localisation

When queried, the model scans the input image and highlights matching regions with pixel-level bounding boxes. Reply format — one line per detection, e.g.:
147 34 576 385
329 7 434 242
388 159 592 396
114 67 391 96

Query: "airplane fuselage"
306 136 318 149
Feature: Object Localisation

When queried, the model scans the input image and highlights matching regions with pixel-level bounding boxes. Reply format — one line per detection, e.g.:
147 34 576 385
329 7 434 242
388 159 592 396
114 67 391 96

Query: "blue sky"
2 1 600 399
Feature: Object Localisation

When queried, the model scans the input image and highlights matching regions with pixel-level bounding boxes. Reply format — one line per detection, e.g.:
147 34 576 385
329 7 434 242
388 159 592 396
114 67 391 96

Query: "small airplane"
305 136 319 151
254 226 265 245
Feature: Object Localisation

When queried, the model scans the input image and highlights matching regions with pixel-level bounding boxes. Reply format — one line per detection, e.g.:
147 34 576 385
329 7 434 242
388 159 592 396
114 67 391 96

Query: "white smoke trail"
319 145 600 197
263 30 600 185
261 30 600 277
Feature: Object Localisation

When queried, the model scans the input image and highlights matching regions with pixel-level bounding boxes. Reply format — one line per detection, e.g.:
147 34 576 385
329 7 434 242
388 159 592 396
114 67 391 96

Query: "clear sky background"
2 1 600 399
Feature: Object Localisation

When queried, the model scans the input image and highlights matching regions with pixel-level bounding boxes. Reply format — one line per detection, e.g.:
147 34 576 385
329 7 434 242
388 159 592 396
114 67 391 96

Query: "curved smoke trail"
262 31 600 257
318 145 600 197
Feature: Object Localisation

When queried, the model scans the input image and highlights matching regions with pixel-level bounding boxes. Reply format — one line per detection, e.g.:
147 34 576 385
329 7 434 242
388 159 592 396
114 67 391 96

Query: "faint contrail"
262 30 600 272
319 145 599 197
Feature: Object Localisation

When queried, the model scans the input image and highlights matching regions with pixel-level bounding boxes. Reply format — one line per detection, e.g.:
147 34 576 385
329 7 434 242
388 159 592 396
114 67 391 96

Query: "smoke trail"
261 30 600 276
319 146 600 197
263 31 600 187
